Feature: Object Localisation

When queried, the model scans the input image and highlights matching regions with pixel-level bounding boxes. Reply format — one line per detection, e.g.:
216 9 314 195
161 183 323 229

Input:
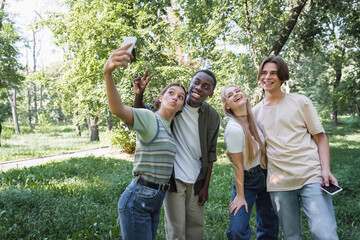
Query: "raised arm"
103 44 134 125
133 68 153 108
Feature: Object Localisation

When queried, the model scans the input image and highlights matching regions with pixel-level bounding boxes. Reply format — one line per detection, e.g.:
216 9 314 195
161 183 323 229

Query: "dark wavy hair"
257 56 289 84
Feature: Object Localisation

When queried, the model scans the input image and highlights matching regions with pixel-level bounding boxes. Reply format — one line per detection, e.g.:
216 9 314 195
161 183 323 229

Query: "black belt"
245 165 263 173
137 176 170 191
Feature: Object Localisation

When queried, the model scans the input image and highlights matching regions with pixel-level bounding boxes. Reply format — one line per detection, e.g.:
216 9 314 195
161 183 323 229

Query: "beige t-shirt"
252 93 324 191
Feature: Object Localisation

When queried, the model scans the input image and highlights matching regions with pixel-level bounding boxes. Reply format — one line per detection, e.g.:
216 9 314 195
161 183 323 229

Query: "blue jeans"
226 166 279 240
270 183 338 240
118 179 166 240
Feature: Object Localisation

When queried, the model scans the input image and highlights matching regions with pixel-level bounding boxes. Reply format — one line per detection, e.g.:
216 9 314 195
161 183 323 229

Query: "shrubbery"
33 113 53 134
1 125 14 140
107 125 136 154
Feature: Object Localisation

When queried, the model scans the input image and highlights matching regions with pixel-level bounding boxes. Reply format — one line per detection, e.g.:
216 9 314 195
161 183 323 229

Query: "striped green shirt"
128 108 177 184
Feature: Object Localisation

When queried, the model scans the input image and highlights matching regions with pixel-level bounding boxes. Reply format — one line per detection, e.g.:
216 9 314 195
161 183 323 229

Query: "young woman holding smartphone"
104 44 186 240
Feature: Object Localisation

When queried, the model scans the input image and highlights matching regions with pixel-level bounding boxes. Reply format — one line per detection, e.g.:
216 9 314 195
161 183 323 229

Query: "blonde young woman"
104 43 186 240
221 85 278 240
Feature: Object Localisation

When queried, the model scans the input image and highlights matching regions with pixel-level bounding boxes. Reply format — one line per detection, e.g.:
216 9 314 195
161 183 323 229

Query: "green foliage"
0 12 23 91
0 10 23 130
33 113 53 134
107 124 136 154
25 71 49 86
41 0 179 126
30 0 357 128
0 91 11 122
0 124 14 140
286 0 360 119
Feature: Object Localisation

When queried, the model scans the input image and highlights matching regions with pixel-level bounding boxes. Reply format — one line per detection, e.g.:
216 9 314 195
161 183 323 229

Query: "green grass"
0 116 359 239
322 117 360 239
0 157 129 239
0 123 107 163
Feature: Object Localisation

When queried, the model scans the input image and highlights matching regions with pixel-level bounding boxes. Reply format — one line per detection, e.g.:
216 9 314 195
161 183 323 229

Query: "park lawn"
0 123 107 163
0 116 359 239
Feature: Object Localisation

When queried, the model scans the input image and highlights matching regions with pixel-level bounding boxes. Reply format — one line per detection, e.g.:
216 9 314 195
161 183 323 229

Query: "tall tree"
269 0 307 56
0 2 23 133
6 89 20 133
0 0 5 31
32 27 39 123
43 0 191 141
288 0 360 125
172 0 310 107
40 0 358 128
0 92 11 146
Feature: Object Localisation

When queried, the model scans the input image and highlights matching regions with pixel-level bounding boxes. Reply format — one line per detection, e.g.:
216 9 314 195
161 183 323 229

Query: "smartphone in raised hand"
321 182 342 195
121 37 137 53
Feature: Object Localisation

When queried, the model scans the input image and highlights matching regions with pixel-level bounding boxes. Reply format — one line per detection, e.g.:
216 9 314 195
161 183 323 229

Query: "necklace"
236 114 248 118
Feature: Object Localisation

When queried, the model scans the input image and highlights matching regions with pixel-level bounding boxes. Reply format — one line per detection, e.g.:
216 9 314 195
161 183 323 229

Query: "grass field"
0 117 359 239
0 123 106 163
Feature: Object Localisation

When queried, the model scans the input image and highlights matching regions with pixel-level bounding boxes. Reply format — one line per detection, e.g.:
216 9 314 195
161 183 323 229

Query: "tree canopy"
2 0 358 134
0 9 23 91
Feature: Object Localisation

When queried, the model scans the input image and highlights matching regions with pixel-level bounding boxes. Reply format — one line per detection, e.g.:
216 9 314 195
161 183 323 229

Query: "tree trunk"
355 99 360 118
269 0 308 56
107 110 113 132
90 116 99 141
0 122 2 147
74 112 81 136
27 84 32 127
40 85 43 112
0 0 5 31
32 29 39 123
75 125 81 136
168 0 185 65
244 0 260 67
7 90 20 134
33 30 37 72
332 63 342 127
33 83 38 123
87 117 91 136
331 110 338 127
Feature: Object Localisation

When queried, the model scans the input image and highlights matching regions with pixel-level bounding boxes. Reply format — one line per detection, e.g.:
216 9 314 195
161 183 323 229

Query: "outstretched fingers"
142 68 154 84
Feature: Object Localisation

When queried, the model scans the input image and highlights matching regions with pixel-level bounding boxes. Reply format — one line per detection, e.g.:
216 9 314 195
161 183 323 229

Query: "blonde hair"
221 84 267 170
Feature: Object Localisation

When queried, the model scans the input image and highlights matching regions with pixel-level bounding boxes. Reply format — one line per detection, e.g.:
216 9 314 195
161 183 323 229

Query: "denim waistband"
245 165 263 173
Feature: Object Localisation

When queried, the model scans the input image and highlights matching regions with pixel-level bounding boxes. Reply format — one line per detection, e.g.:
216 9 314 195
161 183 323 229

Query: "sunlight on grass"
344 133 360 142
0 124 107 162
49 176 91 189
329 134 360 149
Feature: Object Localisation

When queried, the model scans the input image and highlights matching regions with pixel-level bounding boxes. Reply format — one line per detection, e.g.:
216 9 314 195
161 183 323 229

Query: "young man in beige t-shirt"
252 56 339 240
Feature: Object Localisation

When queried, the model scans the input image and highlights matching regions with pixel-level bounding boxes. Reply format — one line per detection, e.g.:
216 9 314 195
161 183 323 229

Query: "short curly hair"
193 69 217 88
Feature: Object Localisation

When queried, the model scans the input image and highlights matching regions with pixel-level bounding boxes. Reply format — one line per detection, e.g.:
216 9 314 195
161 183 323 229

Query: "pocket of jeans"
136 186 157 199
118 188 131 213
244 171 265 191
